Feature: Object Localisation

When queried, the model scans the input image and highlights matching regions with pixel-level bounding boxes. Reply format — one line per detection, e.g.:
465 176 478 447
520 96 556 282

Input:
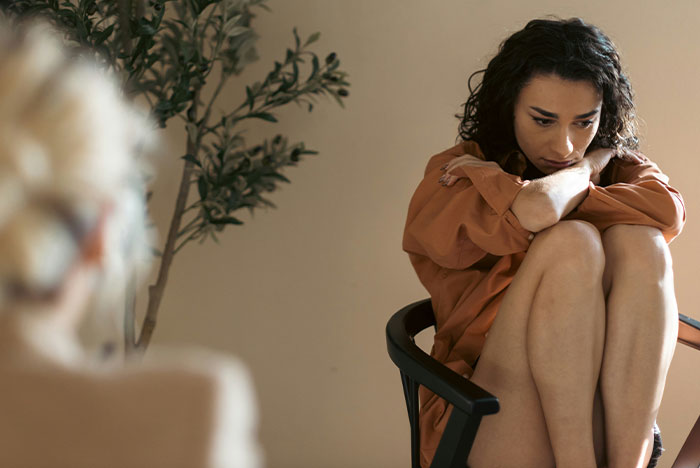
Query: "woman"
403 17 685 468
0 20 260 467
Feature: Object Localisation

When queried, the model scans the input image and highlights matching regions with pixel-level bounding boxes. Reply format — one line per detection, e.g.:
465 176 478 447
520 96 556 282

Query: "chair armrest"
679 313 700 351
386 300 499 417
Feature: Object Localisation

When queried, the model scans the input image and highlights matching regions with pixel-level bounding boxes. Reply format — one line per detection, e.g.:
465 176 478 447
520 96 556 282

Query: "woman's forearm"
512 161 592 232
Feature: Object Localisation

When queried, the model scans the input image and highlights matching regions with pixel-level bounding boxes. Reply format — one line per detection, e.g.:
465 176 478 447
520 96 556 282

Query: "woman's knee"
530 220 605 275
602 225 672 280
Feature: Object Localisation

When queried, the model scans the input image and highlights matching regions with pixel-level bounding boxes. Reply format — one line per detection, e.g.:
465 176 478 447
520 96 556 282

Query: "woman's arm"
513 149 613 232
567 154 685 242
443 148 615 233
405 150 533 271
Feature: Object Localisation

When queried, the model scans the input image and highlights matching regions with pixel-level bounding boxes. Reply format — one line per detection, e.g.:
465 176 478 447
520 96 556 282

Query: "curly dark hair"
457 17 638 170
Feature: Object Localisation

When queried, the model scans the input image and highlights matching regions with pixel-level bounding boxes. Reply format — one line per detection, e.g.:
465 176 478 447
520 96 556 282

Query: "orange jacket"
402 140 685 468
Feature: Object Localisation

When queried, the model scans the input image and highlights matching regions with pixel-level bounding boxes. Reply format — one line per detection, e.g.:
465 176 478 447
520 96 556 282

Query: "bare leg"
600 225 678 468
467 221 605 468
527 221 606 468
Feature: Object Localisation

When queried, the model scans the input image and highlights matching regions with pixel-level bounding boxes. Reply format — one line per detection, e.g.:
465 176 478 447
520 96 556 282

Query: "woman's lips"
542 159 575 168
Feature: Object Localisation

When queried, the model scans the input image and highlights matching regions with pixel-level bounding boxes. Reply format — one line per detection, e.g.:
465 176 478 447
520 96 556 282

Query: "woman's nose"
551 128 574 159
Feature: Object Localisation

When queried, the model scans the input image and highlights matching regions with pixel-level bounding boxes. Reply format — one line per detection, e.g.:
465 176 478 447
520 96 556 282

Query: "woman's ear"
80 204 111 267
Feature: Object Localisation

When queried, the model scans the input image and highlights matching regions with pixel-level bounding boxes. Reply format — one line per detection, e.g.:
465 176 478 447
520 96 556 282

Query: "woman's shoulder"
424 140 486 174
0 347 261 468
432 139 485 160
607 149 669 184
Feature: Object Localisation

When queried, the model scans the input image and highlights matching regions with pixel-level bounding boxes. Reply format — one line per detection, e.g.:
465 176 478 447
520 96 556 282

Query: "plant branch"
176 215 202 238
116 0 133 55
134 90 201 354
200 70 228 128
174 228 202 254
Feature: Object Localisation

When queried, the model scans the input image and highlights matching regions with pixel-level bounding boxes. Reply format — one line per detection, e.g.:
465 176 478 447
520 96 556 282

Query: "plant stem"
134 91 201 354
173 229 202 255
117 0 133 55
176 215 201 238
201 70 228 129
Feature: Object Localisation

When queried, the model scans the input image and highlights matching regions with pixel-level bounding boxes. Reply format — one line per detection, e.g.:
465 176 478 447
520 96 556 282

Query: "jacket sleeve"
403 153 533 270
566 154 685 242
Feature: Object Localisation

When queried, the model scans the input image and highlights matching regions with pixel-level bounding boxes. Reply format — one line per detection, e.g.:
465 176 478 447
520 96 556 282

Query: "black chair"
386 298 700 468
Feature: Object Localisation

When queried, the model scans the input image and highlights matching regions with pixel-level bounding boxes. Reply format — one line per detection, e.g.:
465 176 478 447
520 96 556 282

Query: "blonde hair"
0 19 153 320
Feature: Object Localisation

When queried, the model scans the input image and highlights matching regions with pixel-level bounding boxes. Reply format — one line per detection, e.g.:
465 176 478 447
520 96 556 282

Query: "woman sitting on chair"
403 17 685 468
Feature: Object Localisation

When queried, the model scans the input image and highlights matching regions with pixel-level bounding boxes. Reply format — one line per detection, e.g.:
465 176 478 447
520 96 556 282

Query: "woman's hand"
582 148 614 185
615 148 646 164
584 147 645 185
438 154 501 186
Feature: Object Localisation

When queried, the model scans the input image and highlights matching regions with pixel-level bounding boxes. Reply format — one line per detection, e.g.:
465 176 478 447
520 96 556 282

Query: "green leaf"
273 79 292 95
197 178 209 199
258 196 277 209
155 100 174 111
305 31 320 47
182 154 201 167
330 90 345 108
225 26 249 37
268 172 291 183
248 112 277 122
138 23 157 36
293 27 300 48
209 216 244 225
222 15 243 35
311 55 319 79
245 86 255 111
93 24 115 46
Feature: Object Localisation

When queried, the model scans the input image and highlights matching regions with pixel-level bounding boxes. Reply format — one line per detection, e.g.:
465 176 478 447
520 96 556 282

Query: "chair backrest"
678 313 700 351
386 299 499 468
386 299 432 467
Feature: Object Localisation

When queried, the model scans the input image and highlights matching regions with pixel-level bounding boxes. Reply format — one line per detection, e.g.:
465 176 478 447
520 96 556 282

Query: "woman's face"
513 73 603 174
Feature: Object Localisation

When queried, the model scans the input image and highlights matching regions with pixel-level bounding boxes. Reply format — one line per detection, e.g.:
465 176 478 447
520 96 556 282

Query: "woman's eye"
533 117 554 126
577 120 595 128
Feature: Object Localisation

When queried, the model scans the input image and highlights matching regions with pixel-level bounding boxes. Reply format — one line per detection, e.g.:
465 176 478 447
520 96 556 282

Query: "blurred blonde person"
0 19 261 468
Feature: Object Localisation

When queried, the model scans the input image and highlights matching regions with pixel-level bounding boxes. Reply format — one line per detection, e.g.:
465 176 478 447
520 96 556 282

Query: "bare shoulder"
0 348 261 468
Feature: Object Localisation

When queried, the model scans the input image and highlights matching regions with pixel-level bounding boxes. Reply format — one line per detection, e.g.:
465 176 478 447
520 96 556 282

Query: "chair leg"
671 414 700 468
400 371 421 468
430 406 482 468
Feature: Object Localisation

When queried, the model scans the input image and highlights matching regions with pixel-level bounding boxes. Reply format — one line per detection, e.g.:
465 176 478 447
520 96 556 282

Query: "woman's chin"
537 165 559 175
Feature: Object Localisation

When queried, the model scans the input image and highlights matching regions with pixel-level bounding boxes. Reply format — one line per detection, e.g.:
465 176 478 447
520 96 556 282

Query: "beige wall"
145 1 700 467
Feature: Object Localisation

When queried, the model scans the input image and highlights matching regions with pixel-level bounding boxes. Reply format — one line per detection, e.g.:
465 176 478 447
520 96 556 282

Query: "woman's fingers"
438 172 461 186
444 153 481 172
438 154 500 186
616 149 645 164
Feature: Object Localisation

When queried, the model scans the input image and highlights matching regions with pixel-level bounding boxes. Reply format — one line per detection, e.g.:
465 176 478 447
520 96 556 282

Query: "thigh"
467 240 555 467
467 221 606 468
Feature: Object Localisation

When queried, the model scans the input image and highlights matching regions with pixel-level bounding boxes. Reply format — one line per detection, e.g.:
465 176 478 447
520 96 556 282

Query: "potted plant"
5 0 350 355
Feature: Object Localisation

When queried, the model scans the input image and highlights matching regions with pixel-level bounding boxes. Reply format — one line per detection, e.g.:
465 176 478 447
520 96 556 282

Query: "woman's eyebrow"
530 106 601 119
